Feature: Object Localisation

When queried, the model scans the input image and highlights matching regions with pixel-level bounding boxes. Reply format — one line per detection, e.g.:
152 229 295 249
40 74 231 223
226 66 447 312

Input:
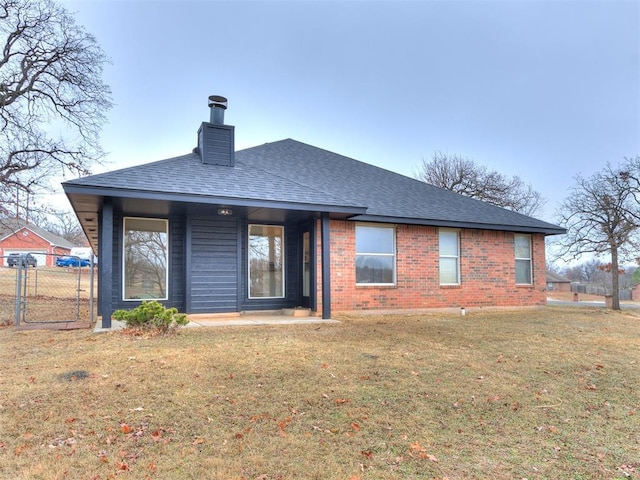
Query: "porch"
93 310 339 332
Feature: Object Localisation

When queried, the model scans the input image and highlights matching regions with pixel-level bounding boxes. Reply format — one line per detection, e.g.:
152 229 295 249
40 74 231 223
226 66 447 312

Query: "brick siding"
315 220 546 314
0 228 71 266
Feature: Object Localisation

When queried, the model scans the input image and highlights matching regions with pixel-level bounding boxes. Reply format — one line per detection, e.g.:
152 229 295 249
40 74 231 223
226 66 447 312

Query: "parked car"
7 253 37 268
56 256 91 267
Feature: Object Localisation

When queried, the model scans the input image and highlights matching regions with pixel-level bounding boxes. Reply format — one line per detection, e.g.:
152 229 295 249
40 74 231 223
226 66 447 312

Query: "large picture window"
356 224 395 285
123 218 168 300
515 234 532 284
249 225 285 298
439 229 460 285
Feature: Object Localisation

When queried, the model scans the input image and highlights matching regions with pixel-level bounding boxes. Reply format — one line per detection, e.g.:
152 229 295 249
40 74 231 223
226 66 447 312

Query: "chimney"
197 95 235 166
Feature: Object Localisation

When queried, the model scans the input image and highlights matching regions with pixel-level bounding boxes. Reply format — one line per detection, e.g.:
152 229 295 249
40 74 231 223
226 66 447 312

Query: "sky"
53 0 640 225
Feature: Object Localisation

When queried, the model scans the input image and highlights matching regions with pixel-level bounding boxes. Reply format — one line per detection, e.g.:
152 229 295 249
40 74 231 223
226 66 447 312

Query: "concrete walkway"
94 314 339 332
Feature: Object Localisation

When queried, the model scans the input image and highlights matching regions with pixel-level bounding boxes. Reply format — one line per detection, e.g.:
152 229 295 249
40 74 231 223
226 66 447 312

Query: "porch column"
99 198 113 329
321 213 331 319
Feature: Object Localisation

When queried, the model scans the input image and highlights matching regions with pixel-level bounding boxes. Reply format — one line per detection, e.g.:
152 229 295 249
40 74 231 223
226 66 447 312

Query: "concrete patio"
93 311 339 333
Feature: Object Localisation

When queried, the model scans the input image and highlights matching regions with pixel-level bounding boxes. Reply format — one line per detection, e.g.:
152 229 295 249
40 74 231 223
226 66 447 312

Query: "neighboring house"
62 96 566 329
0 219 76 267
545 271 571 292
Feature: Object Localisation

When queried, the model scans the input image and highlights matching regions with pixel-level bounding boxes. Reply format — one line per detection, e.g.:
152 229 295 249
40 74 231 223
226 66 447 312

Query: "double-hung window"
514 234 532 284
123 217 169 300
439 228 460 285
355 224 395 285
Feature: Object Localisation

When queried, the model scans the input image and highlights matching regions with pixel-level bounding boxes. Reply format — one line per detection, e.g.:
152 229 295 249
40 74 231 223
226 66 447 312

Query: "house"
0 219 76 267
62 96 566 329
545 271 571 292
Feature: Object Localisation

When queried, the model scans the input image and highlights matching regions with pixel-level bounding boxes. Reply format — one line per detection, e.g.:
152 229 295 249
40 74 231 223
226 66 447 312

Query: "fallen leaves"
408 441 438 462
278 416 291 436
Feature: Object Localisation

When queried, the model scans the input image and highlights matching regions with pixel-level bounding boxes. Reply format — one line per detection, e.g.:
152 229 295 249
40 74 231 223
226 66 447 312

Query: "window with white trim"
355 224 395 285
514 234 532 284
248 225 285 298
123 217 168 300
439 228 460 285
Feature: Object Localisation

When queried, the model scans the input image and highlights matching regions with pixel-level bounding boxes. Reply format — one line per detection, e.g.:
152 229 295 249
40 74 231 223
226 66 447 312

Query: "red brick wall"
315 220 547 314
0 228 71 266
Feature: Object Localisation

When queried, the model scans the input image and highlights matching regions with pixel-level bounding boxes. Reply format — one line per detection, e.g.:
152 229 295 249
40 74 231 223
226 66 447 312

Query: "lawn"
0 307 638 479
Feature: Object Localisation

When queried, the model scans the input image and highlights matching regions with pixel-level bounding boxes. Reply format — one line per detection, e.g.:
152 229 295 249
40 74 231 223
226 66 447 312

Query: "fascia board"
63 185 368 216
349 215 567 236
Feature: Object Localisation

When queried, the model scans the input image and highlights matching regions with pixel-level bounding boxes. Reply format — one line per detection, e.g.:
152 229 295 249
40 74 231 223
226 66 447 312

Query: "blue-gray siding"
188 217 238 313
107 212 310 316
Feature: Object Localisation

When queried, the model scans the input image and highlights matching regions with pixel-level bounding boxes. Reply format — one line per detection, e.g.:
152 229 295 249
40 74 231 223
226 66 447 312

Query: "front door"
301 230 311 308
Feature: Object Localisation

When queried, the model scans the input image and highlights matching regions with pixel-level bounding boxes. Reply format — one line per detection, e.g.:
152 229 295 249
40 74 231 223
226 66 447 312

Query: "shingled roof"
237 139 564 234
64 138 564 236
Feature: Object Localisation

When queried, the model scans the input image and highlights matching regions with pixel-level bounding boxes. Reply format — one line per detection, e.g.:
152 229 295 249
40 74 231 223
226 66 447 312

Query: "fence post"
14 263 22 327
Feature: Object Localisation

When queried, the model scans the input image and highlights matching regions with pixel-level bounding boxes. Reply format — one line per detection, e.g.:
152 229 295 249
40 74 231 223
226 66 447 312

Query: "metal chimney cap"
208 95 228 109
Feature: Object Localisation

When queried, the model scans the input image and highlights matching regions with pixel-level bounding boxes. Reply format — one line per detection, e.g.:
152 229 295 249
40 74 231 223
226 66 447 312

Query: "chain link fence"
1 253 95 326
570 282 632 300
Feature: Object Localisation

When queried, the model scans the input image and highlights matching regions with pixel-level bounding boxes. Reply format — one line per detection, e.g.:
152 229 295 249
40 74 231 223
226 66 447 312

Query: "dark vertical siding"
188 216 238 313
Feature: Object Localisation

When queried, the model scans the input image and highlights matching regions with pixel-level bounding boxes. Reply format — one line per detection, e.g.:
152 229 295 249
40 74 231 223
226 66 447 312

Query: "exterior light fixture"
217 207 233 216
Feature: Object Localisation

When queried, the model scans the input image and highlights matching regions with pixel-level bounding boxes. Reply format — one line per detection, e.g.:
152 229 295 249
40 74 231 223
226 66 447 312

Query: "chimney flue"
208 95 227 125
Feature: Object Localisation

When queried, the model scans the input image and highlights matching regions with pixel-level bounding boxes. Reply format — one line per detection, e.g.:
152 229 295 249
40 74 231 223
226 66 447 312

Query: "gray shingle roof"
63 138 564 234
66 150 362 210
237 140 564 233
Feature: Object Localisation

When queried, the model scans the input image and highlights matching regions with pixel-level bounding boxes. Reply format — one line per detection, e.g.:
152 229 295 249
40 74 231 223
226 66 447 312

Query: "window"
515 234 532 284
439 229 460 285
249 225 285 298
356 224 395 285
123 218 168 300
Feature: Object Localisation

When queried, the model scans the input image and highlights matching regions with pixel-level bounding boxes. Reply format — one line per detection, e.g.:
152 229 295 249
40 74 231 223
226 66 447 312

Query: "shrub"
112 301 188 334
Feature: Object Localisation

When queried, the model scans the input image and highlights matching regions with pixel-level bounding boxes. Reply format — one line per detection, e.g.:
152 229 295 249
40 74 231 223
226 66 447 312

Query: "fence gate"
1 253 95 327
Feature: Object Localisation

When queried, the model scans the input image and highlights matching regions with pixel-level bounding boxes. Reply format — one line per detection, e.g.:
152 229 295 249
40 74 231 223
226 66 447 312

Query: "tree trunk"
611 246 621 310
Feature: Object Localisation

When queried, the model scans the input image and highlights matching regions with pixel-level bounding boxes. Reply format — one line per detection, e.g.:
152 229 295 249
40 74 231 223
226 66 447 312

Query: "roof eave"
349 214 567 236
62 184 368 216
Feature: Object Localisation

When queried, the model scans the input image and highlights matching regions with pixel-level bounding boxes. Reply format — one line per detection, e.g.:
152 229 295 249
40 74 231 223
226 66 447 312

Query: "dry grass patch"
1 307 639 479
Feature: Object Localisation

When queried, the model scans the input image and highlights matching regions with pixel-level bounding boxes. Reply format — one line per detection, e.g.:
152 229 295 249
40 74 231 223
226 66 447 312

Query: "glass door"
301 231 310 308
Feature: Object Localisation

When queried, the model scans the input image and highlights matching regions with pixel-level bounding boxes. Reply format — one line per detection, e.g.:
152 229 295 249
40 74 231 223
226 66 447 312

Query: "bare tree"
556 162 639 310
0 0 112 218
616 156 640 222
39 209 87 245
415 152 546 216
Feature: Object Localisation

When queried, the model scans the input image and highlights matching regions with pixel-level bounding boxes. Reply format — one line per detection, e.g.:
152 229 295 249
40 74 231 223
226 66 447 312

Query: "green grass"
0 306 639 479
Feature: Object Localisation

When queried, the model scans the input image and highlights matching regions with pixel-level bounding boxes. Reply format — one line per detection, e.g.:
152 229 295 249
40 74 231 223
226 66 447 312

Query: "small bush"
112 301 188 334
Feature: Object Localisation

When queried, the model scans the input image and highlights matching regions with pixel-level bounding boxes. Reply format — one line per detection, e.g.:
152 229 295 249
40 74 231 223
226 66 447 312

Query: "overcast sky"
56 0 639 224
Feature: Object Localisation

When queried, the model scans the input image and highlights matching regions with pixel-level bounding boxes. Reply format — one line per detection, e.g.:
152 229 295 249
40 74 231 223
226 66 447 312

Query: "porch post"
99 198 113 329
321 213 331 319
